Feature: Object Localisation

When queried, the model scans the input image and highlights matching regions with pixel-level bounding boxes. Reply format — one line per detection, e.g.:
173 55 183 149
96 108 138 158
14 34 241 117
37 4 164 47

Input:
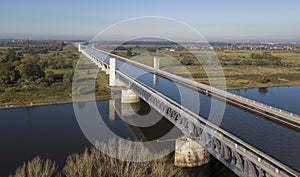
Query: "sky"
1 0 300 41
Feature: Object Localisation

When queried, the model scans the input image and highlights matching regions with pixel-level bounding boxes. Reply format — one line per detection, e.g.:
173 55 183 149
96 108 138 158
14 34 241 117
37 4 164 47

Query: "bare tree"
9 156 57 177
11 138 187 177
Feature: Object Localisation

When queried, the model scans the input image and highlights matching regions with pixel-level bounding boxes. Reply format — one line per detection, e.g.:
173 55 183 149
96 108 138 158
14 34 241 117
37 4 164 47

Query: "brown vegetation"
9 157 57 177
9 139 186 177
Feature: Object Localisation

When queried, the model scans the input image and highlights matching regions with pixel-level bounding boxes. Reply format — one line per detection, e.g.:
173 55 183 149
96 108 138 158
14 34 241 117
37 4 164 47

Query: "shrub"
9 157 57 177
11 139 187 177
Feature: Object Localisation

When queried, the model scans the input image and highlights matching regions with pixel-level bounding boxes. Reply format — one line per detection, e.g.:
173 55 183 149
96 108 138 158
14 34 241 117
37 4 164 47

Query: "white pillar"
153 57 159 85
109 58 116 86
154 57 160 70
78 44 82 52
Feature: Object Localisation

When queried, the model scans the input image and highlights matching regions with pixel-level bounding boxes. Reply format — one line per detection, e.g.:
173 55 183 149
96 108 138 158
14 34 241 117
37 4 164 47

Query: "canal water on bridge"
0 86 299 176
229 86 300 115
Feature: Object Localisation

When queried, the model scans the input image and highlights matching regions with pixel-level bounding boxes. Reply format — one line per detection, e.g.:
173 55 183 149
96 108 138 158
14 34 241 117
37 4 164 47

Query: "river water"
0 85 299 176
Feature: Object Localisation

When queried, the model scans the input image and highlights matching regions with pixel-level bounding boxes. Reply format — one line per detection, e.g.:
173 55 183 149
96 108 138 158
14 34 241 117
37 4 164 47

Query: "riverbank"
0 95 111 110
1 81 299 110
0 82 111 110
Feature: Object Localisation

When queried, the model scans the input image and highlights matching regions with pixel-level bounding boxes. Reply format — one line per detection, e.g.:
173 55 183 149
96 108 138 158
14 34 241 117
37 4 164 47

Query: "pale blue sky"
1 0 300 41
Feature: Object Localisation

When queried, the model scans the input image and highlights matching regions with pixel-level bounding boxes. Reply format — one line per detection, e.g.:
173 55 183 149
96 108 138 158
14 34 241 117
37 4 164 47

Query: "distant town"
211 42 300 51
1 39 300 52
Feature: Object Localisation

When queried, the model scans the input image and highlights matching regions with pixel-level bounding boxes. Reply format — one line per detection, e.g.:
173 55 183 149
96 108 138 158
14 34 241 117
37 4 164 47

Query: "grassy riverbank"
0 42 111 109
0 81 111 109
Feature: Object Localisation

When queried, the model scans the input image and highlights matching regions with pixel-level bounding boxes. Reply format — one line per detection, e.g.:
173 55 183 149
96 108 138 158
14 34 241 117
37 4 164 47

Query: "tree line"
0 41 78 91
219 52 283 66
9 139 186 177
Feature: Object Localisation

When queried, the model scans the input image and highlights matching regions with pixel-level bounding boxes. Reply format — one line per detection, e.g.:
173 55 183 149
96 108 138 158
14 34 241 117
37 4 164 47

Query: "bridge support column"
109 58 123 86
153 57 159 85
78 44 82 52
121 89 140 103
175 137 210 167
110 88 140 117
154 57 160 69
109 58 139 103
109 57 116 86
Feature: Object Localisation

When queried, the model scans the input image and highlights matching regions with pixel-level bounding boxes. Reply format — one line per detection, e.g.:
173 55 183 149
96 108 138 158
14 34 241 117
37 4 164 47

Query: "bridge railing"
225 91 300 119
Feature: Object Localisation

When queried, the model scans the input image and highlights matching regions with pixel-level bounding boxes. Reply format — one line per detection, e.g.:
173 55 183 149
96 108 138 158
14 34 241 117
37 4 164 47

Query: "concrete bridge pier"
121 89 140 103
175 137 211 167
153 57 159 85
109 58 123 87
154 57 160 69
78 44 82 52
109 89 141 116
109 57 140 103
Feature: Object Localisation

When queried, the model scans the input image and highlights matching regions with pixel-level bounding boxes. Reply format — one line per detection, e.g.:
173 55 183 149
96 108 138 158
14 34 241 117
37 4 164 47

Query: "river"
0 85 299 176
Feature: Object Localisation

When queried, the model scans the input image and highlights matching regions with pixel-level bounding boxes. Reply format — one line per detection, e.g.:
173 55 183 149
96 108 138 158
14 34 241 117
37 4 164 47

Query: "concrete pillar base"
121 102 141 117
121 89 140 103
175 137 211 167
